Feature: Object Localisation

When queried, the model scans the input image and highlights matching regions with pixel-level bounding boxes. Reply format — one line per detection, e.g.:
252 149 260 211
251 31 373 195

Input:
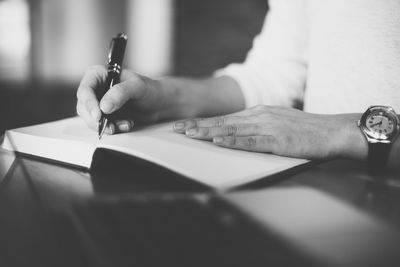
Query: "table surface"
1 148 400 267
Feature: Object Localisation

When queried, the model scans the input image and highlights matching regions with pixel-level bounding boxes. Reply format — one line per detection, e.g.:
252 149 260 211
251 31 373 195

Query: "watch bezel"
358 105 400 143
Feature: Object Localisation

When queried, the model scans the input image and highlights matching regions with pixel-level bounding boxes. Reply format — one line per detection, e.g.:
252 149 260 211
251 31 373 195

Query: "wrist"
157 77 203 120
157 76 246 121
335 113 368 160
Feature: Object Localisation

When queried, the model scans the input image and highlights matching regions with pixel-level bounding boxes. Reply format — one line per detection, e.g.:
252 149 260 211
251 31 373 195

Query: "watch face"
363 108 398 140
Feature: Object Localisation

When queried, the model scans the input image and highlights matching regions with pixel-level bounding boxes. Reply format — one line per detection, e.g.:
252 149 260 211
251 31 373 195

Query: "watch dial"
366 112 395 139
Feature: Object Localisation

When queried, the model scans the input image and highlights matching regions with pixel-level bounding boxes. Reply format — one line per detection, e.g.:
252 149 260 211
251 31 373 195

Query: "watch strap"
367 142 391 171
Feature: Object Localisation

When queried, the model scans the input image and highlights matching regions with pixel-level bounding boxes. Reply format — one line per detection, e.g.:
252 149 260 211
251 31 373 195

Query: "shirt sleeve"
215 0 308 108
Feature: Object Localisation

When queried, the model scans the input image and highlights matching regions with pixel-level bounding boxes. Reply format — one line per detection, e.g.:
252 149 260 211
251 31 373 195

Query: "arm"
173 107 400 171
77 70 399 170
218 0 307 108
77 0 307 132
76 66 245 133
151 75 245 120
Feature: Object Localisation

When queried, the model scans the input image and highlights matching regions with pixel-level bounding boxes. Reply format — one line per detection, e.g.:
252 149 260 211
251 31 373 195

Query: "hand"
76 65 164 134
173 105 367 160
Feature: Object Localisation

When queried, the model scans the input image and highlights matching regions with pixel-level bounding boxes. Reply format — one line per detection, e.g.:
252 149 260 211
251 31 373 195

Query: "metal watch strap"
367 142 391 171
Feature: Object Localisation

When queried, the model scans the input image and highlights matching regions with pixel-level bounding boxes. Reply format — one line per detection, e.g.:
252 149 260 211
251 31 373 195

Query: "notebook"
2 117 309 189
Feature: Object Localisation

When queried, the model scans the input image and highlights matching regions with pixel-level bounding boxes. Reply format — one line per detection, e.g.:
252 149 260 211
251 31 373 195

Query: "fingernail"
90 109 99 120
105 125 115 135
213 137 223 144
100 100 114 113
174 122 184 130
119 122 130 132
186 128 197 137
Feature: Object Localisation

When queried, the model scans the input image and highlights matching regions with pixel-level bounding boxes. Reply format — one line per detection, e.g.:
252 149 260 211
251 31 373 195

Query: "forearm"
156 75 246 120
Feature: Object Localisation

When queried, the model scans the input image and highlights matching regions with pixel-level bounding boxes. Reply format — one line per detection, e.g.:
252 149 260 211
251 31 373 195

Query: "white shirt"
217 0 400 114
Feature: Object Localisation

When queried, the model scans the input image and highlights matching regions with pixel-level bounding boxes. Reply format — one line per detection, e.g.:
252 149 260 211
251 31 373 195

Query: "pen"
98 33 128 139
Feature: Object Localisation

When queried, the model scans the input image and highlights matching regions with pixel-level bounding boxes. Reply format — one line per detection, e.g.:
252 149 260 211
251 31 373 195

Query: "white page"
2 118 98 168
2 117 309 189
99 120 309 188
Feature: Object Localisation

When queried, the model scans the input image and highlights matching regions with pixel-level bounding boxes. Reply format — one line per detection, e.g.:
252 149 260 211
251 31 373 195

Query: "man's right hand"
76 65 164 135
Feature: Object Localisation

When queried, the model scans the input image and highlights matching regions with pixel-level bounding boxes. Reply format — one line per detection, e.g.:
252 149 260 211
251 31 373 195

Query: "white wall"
37 0 174 83
126 0 174 77
0 0 30 81
38 0 104 82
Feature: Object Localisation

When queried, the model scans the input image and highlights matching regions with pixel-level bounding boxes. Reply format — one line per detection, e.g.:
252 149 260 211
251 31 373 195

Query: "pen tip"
98 118 108 140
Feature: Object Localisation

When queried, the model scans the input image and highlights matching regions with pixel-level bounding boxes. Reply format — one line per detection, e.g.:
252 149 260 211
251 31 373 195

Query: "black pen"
98 33 128 139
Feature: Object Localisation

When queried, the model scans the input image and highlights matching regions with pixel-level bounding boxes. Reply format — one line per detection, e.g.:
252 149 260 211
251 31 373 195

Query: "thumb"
99 75 147 114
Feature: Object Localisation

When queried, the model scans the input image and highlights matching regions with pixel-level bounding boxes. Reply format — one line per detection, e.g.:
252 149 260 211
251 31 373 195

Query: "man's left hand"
173 105 366 160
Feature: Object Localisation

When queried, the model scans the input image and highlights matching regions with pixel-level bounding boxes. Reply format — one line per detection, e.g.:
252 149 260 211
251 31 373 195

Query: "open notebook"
2 117 309 189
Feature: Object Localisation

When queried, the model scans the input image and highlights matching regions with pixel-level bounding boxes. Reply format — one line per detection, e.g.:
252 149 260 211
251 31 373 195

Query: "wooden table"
1 148 399 267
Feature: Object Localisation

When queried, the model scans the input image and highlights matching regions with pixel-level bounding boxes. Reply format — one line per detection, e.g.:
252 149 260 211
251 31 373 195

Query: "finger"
213 135 277 153
81 98 101 121
114 119 134 133
76 65 106 120
174 115 253 134
78 65 107 92
104 122 116 135
100 75 147 114
76 102 98 131
173 109 257 133
120 69 137 82
185 124 264 140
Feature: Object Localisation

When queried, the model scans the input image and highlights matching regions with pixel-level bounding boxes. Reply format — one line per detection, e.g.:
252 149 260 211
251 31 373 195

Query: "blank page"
2 118 98 168
3 117 309 189
100 120 309 189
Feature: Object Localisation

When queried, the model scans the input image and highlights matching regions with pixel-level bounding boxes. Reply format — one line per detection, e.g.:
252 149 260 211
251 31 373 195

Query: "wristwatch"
358 105 400 171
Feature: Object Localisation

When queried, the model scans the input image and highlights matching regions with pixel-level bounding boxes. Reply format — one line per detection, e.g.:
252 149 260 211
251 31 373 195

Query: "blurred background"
0 0 267 134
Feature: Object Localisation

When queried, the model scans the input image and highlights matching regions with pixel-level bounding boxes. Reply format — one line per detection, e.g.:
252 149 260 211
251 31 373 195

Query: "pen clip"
106 33 128 73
